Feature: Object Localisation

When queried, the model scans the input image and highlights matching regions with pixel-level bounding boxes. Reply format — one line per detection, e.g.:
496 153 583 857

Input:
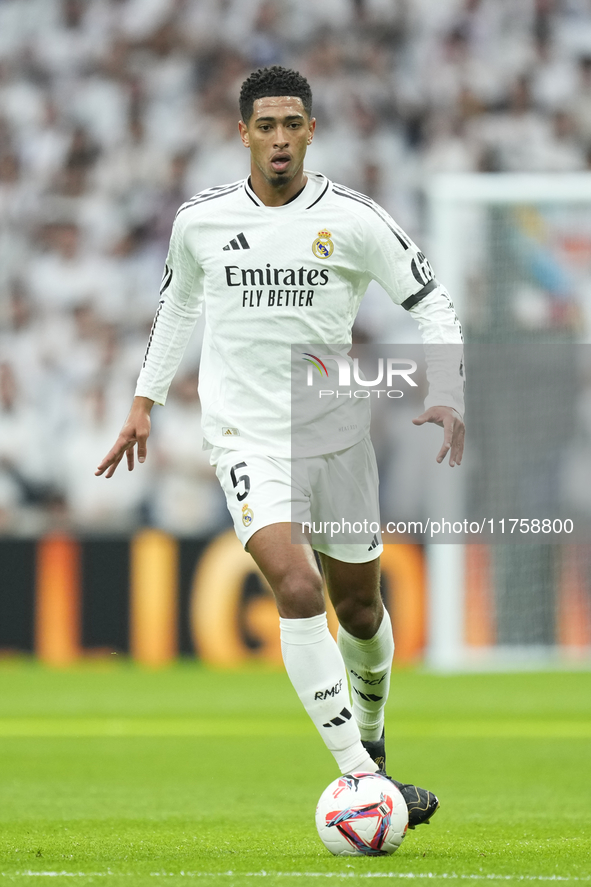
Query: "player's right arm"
96 209 205 478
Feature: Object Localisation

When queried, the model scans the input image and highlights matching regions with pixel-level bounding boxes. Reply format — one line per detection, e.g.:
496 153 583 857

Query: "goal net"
424 173 591 669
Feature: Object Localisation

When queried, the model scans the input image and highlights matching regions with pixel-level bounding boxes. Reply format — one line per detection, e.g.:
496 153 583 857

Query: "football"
315 771 409 856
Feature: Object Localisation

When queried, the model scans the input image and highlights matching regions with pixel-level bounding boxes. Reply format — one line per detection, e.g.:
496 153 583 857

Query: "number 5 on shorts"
230 462 250 502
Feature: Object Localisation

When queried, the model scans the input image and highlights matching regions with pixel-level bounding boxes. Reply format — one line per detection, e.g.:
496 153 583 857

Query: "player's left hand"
412 405 464 467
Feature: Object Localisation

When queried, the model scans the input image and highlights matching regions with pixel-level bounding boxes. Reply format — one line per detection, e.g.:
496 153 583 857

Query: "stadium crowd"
2 0 591 535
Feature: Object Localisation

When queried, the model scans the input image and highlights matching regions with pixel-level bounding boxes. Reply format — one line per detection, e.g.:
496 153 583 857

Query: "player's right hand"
95 396 154 478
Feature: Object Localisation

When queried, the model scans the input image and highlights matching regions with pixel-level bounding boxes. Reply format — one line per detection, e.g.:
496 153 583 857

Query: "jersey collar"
243 172 329 211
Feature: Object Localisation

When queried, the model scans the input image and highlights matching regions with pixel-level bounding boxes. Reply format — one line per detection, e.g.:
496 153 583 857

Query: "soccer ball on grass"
315 771 408 856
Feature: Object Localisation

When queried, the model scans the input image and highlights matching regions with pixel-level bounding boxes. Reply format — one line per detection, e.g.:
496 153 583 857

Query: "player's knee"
274 570 325 619
334 597 382 639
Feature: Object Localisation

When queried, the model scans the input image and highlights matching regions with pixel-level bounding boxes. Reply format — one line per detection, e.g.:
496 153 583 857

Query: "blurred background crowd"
2 0 591 535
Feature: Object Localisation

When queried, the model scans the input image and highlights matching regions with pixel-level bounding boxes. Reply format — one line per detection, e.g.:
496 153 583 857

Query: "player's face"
239 96 315 189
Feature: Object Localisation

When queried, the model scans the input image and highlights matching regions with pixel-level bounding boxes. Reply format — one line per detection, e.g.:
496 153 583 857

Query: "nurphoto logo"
302 353 418 399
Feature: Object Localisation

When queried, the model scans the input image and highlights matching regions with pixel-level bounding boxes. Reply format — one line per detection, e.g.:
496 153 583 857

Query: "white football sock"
337 606 394 742
280 613 378 774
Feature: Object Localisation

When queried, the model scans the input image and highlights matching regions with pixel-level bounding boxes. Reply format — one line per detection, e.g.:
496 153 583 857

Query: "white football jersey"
135 172 464 456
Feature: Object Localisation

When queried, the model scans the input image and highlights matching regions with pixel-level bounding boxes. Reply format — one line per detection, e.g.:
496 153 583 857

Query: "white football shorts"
210 436 383 563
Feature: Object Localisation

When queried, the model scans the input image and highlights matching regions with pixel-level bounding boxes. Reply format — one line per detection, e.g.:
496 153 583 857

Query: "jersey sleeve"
362 205 465 416
362 204 439 308
409 285 465 417
135 213 205 405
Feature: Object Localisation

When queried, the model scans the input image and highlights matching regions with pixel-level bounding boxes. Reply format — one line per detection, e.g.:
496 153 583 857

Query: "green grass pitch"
0 662 590 885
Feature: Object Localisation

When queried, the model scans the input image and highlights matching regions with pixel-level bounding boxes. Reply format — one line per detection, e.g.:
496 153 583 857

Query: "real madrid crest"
312 229 334 259
242 503 254 527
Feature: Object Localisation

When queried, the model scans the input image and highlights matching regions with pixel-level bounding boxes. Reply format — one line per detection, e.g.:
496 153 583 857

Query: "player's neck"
249 167 308 206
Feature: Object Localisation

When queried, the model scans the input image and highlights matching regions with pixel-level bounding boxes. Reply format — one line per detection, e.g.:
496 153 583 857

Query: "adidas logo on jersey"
223 233 250 251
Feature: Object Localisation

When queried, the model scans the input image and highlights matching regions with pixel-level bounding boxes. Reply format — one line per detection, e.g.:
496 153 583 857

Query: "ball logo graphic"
241 503 254 527
312 229 334 259
316 772 408 856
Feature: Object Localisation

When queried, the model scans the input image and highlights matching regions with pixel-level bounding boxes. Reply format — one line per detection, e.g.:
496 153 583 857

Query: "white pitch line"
0 874 583 880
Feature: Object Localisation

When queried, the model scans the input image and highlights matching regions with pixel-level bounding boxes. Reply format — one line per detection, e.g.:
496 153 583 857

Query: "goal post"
423 173 591 670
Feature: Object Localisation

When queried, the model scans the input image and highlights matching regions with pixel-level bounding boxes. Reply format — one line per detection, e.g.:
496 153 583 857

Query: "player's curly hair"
239 66 313 122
